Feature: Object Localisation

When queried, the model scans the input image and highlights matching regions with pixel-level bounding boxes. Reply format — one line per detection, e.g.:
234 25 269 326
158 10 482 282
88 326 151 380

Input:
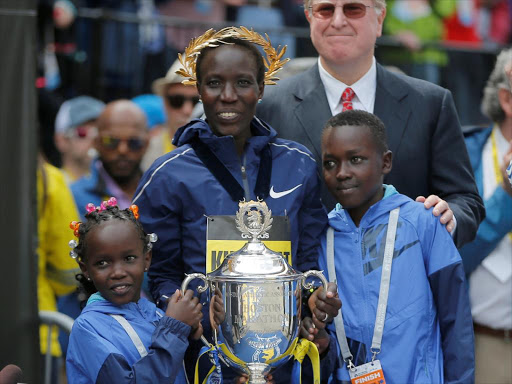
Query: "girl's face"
79 220 151 306
197 44 264 142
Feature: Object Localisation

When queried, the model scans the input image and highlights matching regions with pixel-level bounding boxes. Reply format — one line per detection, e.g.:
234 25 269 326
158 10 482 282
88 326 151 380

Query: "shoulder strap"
189 135 272 202
110 314 148 358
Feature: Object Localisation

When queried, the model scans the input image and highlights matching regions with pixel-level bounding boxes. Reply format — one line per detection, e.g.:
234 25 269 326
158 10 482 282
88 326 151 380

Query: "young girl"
66 197 203 384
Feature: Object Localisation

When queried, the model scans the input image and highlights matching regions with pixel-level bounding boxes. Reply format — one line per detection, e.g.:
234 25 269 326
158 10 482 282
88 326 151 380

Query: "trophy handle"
181 272 208 293
302 270 329 291
180 273 211 349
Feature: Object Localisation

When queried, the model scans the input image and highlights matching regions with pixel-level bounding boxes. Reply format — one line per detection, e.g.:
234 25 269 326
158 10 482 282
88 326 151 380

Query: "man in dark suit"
257 0 484 248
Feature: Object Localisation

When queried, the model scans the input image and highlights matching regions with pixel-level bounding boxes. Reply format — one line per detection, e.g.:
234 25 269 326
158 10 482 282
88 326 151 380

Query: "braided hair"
74 205 150 300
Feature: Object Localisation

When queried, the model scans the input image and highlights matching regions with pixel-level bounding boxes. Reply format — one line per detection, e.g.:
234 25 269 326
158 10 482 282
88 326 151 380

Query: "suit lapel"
374 64 411 155
293 65 332 161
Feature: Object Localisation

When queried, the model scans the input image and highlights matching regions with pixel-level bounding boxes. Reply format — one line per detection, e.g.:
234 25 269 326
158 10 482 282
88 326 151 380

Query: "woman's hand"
307 282 341 330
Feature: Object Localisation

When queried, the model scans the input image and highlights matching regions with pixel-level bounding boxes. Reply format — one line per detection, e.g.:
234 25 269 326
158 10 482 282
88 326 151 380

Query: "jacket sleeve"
67 316 190 384
295 161 328 272
431 90 485 248
133 169 184 308
425 216 475 384
459 186 512 275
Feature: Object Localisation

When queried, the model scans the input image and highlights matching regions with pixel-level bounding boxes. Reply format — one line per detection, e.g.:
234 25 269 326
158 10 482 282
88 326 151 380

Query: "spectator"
37 157 81 380
141 59 199 169
54 96 105 183
132 94 167 171
443 0 511 125
71 100 149 216
460 48 512 384
382 0 452 84
257 0 485 248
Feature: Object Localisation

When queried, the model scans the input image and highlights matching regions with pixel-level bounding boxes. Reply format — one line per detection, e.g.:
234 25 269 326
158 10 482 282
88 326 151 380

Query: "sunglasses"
66 125 97 139
309 2 372 19
166 94 200 109
99 136 146 151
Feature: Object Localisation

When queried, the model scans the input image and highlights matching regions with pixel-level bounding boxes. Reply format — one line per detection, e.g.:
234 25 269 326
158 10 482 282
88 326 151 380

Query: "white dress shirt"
318 57 377 115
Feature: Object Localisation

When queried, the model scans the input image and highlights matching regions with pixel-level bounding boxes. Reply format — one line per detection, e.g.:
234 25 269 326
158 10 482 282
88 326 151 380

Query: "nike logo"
269 184 302 199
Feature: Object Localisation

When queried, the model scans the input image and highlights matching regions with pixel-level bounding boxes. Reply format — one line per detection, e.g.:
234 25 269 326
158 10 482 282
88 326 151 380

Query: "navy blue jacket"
133 117 327 381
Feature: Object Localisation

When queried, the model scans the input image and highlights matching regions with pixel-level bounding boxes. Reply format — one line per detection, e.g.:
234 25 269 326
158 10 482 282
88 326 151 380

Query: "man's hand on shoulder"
416 195 455 233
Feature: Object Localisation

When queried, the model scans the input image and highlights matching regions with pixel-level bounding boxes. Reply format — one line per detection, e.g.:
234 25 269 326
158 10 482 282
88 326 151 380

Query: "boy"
318 110 474 383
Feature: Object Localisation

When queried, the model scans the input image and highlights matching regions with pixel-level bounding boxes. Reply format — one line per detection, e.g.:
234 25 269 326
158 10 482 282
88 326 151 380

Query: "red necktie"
341 87 355 111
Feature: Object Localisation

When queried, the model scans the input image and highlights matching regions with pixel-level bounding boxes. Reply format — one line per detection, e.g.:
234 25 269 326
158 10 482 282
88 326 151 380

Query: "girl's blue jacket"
319 186 475 384
66 295 190 383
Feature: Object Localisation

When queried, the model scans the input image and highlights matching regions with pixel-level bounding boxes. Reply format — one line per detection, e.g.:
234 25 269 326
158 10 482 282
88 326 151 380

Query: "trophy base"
247 363 269 384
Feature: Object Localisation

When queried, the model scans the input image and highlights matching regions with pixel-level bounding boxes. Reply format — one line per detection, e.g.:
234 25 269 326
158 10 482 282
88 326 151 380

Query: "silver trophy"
182 200 327 383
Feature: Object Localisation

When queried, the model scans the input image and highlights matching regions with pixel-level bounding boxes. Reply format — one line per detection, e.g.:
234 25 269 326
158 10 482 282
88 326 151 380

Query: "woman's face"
197 44 264 141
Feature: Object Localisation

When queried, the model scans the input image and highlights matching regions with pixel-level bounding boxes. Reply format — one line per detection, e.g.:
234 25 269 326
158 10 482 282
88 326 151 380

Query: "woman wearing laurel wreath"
133 27 340 383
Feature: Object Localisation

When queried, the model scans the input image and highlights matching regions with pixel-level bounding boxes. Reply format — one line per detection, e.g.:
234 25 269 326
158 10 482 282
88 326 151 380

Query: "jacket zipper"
241 154 251 200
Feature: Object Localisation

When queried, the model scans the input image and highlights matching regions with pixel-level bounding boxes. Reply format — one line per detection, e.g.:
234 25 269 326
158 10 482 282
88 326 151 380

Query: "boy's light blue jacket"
319 186 475 384
66 295 189 383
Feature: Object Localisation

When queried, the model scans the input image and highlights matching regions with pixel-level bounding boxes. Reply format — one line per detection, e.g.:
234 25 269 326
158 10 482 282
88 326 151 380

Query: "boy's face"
79 220 151 306
322 124 391 221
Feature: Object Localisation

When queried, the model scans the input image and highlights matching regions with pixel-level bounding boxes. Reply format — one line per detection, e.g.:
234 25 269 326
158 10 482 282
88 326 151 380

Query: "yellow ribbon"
490 128 512 241
291 339 321 384
194 338 321 383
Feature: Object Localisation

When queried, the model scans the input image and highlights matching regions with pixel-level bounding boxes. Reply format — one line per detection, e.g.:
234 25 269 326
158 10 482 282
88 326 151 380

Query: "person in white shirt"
257 0 484 248
460 48 512 384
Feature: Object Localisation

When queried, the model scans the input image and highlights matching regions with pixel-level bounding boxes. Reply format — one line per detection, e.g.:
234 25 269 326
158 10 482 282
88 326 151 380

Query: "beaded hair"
68 197 157 300
68 197 157 262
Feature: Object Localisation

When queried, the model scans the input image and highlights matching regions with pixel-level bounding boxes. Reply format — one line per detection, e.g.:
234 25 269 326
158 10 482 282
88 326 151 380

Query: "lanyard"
326 207 400 368
490 128 512 241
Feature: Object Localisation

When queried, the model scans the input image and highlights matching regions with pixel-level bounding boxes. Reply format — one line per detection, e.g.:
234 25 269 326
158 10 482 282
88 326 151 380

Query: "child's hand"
209 289 225 332
307 282 341 329
165 289 203 329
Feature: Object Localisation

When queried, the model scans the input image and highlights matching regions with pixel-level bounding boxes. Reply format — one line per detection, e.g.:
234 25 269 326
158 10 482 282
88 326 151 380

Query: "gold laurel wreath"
176 26 290 86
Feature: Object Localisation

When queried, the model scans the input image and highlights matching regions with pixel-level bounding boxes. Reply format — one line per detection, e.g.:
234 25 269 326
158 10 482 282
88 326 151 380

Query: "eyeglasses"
99 136 146 151
309 2 373 19
166 94 200 109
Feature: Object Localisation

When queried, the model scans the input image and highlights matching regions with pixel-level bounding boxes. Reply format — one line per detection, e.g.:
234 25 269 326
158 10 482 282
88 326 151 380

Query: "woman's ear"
258 82 265 101
382 150 393 175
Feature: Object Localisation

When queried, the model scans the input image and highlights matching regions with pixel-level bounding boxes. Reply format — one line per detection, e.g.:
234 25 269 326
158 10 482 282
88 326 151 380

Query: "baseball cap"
151 59 189 97
132 94 167 129
55 96 105 134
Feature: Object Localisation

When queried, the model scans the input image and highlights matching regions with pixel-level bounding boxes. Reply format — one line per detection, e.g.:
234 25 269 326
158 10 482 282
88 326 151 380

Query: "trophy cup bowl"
181 201 327 383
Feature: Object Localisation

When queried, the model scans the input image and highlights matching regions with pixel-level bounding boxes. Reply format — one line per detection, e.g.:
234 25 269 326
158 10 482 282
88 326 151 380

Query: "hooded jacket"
133 117 326 382
133 117 326 305
318 186 474 384
66 295 189 383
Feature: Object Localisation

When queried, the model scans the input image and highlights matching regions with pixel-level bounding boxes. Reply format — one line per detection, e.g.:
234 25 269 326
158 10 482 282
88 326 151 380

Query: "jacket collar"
328 184 408 231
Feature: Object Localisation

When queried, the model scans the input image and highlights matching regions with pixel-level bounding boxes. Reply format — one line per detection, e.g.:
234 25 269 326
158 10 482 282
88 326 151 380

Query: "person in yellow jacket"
37 159 81 360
